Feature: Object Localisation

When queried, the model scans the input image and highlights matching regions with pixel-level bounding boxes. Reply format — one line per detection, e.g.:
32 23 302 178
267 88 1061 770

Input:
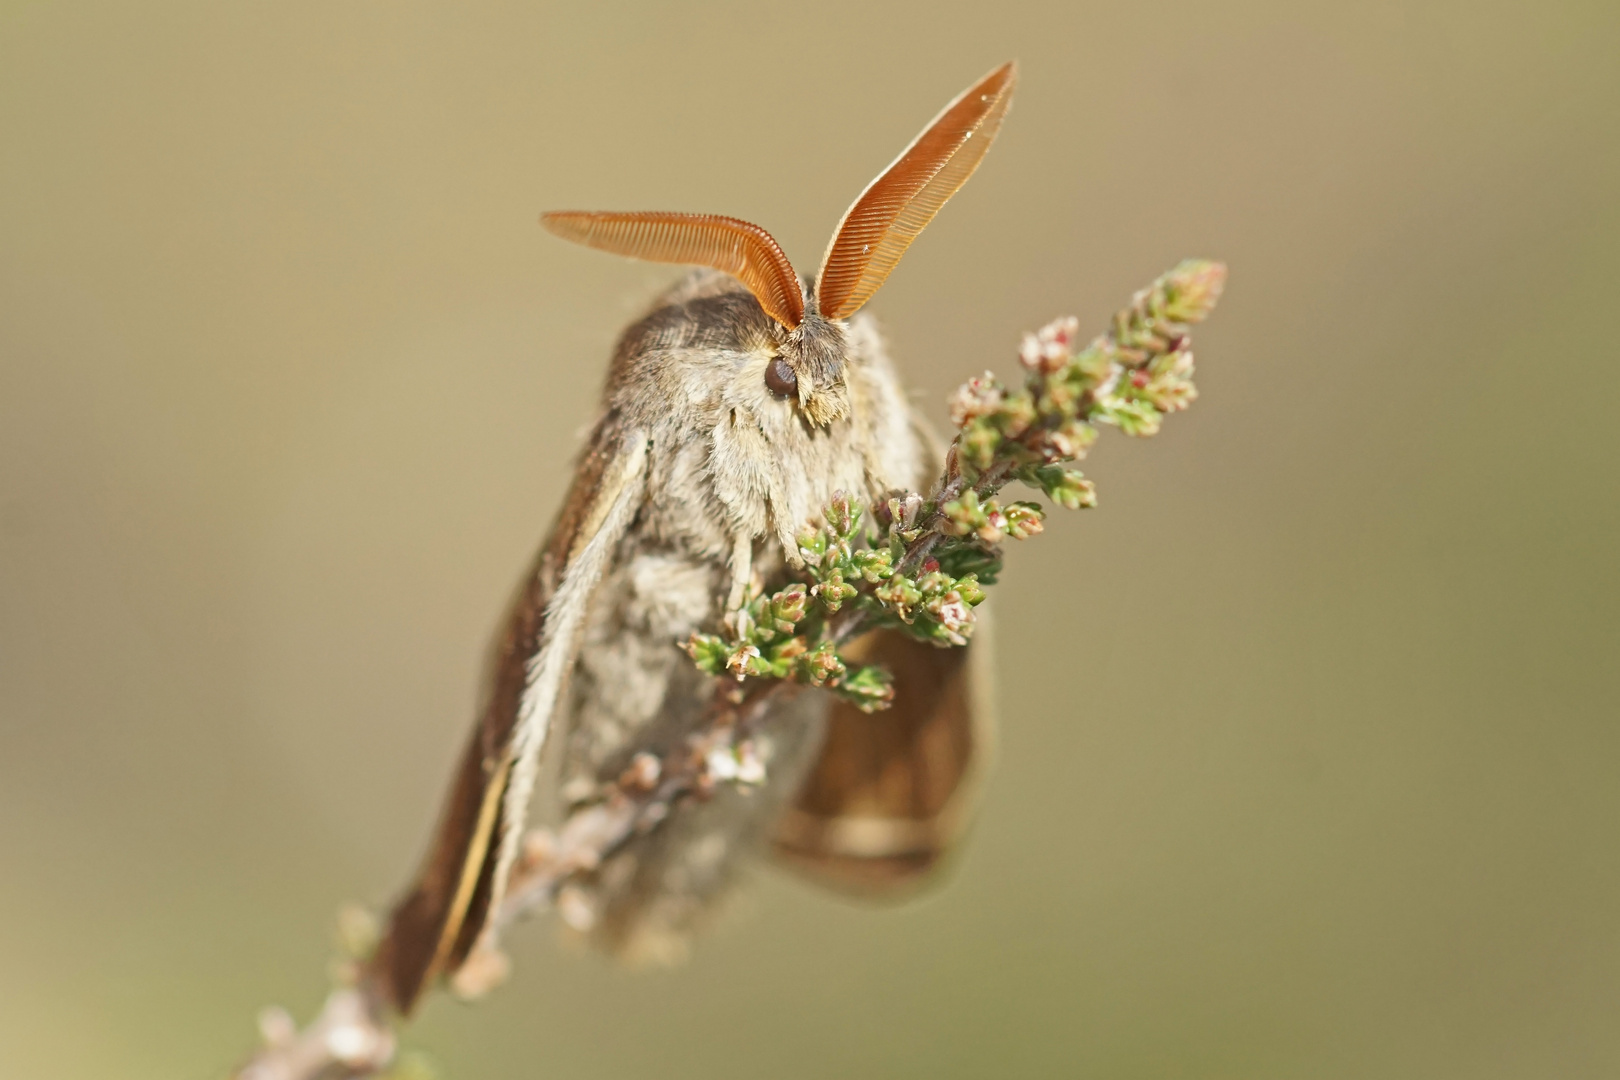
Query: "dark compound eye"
764 357 798 398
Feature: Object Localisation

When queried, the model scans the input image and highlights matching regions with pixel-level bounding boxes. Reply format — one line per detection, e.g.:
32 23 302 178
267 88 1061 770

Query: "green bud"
826 491 859 538
1097 396 1163 437
942 488 990 537
1037 373 1084 419
1028 466 1097 510
797 526 827 564
992 390 1037 439
760 635 809 678
769 585 808 630
795 641 846 687
1071 343 1113 383
1003 501 1045 540
834 664 896 713
955 573 987 607
874 574 923 621
1160 260 1227 325
959 419 1001 473
851 547 894 583
812 569 858 613
684 633 730 676
1046 419 1097 461
1133 349 1198 412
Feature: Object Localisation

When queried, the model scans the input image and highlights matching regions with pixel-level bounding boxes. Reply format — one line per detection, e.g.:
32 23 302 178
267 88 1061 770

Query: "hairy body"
557 269 933 956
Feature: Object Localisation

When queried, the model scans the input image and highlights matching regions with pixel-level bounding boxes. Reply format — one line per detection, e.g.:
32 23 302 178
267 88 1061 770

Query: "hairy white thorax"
549 270 936 955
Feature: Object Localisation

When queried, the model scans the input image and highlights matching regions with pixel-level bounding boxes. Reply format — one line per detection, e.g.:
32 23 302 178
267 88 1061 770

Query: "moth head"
772 310 851 426
541 61 1017 428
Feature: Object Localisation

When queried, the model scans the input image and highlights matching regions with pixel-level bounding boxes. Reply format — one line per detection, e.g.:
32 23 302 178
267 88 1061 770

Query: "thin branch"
234 987 394 1080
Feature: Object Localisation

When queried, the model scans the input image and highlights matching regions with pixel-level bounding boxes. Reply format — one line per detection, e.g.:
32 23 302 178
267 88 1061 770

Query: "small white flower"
735 741 767 785
557 884 598 932
257 1006 295 1047
705 746 740 782
1019 331 1044 369
325 1021 379 1065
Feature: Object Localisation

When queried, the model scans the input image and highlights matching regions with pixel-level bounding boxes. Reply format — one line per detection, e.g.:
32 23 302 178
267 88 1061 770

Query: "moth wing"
369 413 648 1015
771 614 995 896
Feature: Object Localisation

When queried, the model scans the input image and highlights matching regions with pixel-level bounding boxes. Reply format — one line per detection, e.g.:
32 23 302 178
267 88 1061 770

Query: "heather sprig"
683 495 901 711
687 259 1227 716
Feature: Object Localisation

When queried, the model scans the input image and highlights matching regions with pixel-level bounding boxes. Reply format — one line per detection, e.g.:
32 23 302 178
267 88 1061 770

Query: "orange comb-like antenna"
541 211 805 329
815 62 1017 322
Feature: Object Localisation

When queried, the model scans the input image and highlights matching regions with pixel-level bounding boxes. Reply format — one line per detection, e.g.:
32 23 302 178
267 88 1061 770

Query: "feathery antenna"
815 62 1017 321
541 211 805 329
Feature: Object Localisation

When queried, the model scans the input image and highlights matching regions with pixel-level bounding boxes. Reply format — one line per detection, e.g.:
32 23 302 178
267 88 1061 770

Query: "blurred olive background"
3 2 1618 1078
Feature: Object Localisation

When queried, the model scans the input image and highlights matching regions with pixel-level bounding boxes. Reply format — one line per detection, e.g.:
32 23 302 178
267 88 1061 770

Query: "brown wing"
815 61 1017 321
367 412 647 1015
771 617 995 895
541 211 805 330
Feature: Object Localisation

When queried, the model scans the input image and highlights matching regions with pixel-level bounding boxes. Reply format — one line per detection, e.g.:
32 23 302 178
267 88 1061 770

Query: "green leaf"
1023 466 1097 510
1094 396 1162 437
936 542 1003 585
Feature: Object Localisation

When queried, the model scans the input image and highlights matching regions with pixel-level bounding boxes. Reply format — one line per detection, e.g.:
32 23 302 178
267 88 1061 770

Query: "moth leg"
726 532 753 612
775 513 803 571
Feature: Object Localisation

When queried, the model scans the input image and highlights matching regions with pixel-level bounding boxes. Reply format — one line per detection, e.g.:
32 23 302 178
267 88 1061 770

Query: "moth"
370 61 1016 1014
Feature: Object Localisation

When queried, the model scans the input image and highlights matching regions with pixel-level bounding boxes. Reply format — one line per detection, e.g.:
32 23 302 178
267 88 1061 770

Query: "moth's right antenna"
541 210 806 330
815 61 1017 322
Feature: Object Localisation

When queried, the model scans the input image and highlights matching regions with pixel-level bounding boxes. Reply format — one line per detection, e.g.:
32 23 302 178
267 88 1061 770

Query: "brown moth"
369 61 1016 1014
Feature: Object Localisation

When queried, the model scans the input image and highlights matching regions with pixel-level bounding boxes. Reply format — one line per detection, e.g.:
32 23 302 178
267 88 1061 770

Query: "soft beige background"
3 2 1617 1078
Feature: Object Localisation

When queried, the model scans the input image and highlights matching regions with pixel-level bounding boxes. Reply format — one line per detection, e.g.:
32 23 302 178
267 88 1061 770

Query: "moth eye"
764 357 798 398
